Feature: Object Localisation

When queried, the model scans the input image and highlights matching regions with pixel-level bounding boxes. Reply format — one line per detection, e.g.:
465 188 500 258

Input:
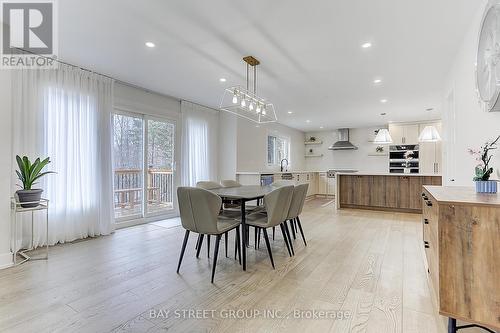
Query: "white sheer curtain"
180 101 219 186
12 65 115 248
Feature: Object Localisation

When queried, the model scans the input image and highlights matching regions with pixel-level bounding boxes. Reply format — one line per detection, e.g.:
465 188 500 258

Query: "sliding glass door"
145 117 176 217
112 113 144 220
112 112 177 222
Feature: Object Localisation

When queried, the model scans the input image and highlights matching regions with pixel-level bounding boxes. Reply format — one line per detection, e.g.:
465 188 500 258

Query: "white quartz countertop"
335 172 442 177
236 169 358 175
236 171 325 175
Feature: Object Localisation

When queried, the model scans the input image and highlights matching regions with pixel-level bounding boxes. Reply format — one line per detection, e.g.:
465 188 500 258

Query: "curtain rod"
13 48 219 112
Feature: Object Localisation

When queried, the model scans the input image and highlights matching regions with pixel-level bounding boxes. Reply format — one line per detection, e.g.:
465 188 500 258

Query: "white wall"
236 117 306 172
442 0 500 186
218 112 237 180
0 71 12 268
114 83 181 118
304 127 389 172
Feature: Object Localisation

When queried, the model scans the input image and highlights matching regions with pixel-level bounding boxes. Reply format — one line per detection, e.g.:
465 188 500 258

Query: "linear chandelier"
219 56 277 124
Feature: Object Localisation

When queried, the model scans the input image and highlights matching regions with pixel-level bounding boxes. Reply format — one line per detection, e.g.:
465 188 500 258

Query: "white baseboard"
0 251 13 269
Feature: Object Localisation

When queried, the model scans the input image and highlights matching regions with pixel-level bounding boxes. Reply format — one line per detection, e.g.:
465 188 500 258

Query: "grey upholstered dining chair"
271 180 296 187
286 183 309 246
176 187 241 283
243 185 294 269
195 180 239 258
196 181 222 190
220 179 241 188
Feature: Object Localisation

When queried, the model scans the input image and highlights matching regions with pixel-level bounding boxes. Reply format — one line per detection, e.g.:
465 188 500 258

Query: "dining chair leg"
177 230 190 273
279 224 293 257
254 227 258 249
196 234 204 258
236 226 241 265
289 219 296 240
262 228 275 269
283 222 295 256
296 217 307 246
195 234 201 250
207 235 211 258
257 228 261 249
225 232 228 258
234 229 238 260
211 234 222 283
272 226 275 241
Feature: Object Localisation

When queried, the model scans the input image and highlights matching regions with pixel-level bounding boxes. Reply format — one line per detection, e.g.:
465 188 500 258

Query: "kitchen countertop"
335 172 442 177
424 185 500 207
236 169 358 175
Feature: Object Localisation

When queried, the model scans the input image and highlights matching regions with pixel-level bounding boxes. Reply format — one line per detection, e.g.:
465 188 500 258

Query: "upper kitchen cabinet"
388 123 419 144
418 122 442 174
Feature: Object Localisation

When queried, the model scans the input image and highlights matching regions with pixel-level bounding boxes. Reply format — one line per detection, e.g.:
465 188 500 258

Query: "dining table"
209 185 274 271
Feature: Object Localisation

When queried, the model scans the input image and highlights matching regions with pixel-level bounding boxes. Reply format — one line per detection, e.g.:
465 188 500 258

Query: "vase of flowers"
468 135 500 193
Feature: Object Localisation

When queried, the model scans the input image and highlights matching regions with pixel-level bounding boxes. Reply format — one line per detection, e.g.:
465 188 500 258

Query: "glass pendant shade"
418 126 441 142
373 128 393 144
219 56 277 124
220 86 277 123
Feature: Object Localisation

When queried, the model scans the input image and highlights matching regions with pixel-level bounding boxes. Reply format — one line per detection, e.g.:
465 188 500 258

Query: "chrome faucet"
280 158 289 172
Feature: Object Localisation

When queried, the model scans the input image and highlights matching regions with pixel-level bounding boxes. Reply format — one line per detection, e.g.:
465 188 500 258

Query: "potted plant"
468 135 500 193
15 155 54 207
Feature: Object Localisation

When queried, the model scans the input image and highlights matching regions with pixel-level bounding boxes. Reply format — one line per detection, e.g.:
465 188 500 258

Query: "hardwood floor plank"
0 199 451 333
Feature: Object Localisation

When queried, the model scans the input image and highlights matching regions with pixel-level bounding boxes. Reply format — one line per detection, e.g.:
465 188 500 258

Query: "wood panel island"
422 186 500 332
336 172 442 213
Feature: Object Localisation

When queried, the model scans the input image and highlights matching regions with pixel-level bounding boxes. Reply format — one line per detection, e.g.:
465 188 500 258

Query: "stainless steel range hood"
328 128 358 150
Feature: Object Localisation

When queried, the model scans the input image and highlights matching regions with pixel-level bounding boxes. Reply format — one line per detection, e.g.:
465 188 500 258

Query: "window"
267 135 290 166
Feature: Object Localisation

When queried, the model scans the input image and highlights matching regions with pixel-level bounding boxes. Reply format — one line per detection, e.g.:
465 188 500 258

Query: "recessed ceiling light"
320 126 324 129
219 78 226 82
306 120 311 123
380 99 388 103
287 111 293 114
373 79 382 84
361 42 372 48
145 41 155 48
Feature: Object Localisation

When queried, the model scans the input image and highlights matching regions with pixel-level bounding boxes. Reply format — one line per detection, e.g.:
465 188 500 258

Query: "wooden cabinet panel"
339 175 353 205
398 176 411 209
352 175 370 206
409 176 423 210
338 175 442 213
385 176 400 208
370 176 386 207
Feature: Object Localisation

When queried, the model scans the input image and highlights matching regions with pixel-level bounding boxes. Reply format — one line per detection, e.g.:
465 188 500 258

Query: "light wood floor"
0 198 477 332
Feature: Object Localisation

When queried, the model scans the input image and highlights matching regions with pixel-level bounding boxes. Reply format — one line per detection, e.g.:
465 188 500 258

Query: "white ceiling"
58 0 481 131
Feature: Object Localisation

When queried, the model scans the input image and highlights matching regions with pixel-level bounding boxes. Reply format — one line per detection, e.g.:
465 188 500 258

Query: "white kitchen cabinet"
306 173 317 196
418 122 442 174
389 123 419 144
318 172 328 195
327 177 336 196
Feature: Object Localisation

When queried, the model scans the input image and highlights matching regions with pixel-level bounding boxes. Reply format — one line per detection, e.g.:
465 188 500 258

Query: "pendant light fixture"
219 56 277 123
418 108 442 142
418 125 441 142
373 128 393 144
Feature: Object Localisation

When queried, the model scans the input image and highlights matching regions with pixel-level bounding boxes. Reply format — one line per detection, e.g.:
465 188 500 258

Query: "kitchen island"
336 172 442 213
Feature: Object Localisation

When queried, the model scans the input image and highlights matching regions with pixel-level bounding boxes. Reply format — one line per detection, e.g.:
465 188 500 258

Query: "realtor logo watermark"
1 0 57 68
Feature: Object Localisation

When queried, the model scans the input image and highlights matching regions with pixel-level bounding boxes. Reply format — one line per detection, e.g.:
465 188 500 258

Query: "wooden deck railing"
113 168 173 208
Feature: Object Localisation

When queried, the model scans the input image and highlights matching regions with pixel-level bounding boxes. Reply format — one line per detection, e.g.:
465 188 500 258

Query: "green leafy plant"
468 135 500 181
15 155 55 190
